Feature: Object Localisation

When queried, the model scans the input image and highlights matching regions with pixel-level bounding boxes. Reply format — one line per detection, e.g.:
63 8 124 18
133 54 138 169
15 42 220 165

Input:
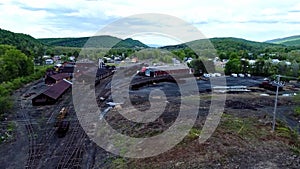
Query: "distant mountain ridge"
1 28 298 58
161 37 288 53
113 38 149 48
266 35 300 47
39 36 149 48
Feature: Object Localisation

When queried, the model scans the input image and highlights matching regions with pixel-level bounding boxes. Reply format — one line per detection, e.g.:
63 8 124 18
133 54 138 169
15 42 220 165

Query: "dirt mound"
226 100 262 110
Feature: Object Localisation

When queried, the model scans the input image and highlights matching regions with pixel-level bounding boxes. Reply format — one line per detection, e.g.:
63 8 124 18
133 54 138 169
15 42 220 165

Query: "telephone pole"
272 75 281 132
272 75 297 132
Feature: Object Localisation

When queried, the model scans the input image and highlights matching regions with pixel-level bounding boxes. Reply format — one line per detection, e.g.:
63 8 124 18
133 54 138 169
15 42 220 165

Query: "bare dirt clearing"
0 76 299 168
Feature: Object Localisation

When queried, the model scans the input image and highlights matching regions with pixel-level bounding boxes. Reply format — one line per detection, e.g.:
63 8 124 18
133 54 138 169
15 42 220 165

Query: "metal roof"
43 79 72 100
50 73 71 81
60 66 74 73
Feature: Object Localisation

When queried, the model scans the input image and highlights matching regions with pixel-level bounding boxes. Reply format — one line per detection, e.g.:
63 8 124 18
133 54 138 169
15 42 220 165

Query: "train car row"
55 107 70 138
137 66 191 77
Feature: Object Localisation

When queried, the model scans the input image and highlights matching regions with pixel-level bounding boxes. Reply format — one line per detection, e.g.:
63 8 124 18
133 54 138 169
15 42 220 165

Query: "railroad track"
15 79 43 169
23 92 72 168
23 112 58 169
55 119 86 169
22 110 39 169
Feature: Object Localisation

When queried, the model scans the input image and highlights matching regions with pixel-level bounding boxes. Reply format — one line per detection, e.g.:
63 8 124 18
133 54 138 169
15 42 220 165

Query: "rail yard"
0 63 300 168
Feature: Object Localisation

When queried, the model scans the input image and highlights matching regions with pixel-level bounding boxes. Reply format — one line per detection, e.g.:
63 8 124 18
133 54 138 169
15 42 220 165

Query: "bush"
0 95 12 115
0 65 51 115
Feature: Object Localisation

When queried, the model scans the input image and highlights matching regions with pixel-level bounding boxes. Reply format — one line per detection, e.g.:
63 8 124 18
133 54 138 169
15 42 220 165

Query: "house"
185 57 193 63
32 79 72 106
131 57 138 63
285 61 291 66
53 55 61 61
69 56 76 61
272 59 280 64
45 59 54 65
248 60 256 65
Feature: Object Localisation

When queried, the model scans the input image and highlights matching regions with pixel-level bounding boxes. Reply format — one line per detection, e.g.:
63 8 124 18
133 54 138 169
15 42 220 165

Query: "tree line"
0 44 51 116
168 43 300 78
0 45 34 83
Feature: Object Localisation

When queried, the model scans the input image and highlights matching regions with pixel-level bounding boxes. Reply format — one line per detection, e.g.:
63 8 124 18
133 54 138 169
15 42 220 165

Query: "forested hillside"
162 37 291 54
0 28 44 56
267 35 300 47
39 36 120 48
39 36 149 48
113 38 149 48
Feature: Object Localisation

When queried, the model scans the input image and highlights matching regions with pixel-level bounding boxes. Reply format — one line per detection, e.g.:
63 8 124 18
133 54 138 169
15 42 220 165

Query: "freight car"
54 107 70 138
57 107 68 120
55 107 68 127
56 121 70 138
138 66 191 77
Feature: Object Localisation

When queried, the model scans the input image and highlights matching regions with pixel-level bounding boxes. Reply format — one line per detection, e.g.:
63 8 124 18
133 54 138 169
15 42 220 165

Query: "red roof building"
32 79 72 106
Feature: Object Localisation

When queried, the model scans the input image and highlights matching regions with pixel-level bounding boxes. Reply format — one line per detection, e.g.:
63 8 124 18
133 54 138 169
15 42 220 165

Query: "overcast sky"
0 0 299 45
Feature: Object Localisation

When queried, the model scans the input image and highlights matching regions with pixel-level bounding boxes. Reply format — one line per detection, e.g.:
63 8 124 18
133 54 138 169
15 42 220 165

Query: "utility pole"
272 75 297 132
272 75 280 132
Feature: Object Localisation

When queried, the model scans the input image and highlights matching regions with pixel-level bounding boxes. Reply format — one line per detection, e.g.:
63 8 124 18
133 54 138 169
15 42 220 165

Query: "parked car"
231 73 238 77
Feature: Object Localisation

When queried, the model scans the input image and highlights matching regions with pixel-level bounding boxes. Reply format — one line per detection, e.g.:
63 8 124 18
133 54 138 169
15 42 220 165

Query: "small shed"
32 79 72 106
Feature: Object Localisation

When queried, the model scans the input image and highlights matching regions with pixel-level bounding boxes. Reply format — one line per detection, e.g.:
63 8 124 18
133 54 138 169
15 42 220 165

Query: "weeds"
187 128 202 140
112 157 127 169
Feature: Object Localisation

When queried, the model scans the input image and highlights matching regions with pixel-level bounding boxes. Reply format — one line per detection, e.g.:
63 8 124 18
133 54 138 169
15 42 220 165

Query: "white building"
45 59 54 65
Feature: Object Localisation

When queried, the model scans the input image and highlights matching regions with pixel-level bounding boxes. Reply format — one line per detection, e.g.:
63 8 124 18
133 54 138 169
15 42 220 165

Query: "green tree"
188 59 215 76
290 60 299 77
263 59 276 76
218 52 228 60
0 45 33 82
229 52 240 60
73 50 79 58
277 61 287 75
172 50 186 61
240 59 249 74
254 58 265 75
225 58 241 75
189 59 205 76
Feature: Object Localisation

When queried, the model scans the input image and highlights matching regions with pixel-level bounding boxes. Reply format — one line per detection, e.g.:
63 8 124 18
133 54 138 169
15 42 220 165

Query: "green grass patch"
291 145 300 155
221 115 253 135
275 121 300 154
187 128 202 140
220 114 270 140
7 122 15 132
112 157 127 169
293 107 300 118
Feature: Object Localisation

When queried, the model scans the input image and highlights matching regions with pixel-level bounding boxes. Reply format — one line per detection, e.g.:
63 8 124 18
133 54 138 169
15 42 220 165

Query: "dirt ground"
0 76 300 168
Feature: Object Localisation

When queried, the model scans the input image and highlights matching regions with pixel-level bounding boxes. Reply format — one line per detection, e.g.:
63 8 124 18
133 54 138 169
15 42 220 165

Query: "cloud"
289 10 300 13
0 0 299 43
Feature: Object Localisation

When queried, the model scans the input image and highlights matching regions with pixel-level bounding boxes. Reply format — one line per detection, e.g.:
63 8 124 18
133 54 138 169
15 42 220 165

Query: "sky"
0 0 300 46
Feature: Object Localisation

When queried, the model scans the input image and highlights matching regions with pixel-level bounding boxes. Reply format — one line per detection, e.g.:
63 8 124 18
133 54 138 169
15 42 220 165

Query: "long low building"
45 73 72 85
138 66 191 77
32 79 72 106
212 85 251 93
